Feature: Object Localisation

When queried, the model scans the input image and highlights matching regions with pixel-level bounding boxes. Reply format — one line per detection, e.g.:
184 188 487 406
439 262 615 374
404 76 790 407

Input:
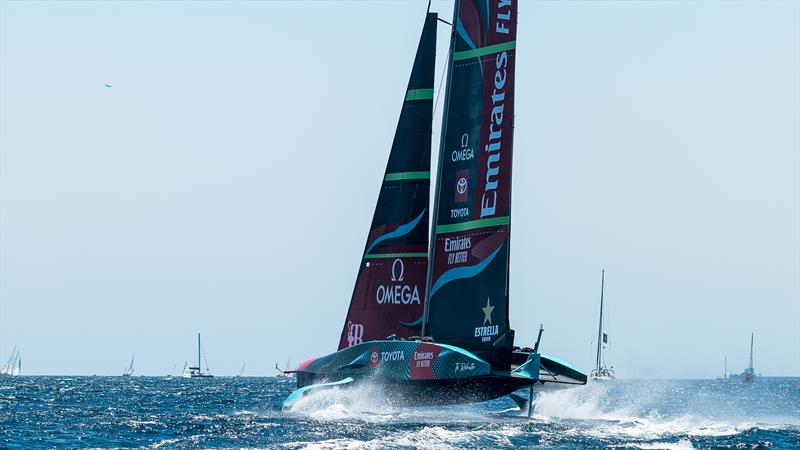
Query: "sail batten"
337 13 437 350
453 40 516 60
384 171 431 181
435 216 510 234
406 89 434 101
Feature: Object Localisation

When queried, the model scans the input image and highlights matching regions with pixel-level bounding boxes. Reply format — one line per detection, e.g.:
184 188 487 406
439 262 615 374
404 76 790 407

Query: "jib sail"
337 13 437 350
423 0 518 369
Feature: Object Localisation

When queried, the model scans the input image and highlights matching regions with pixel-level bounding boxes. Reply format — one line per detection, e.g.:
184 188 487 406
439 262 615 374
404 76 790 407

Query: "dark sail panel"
424 0 517 369
337 13 436 350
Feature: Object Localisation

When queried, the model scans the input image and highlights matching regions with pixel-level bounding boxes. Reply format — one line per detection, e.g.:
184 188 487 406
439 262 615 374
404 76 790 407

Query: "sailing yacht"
0 348 21 376
122 355 135 377
275 358 292 377
182 334 213 378
166 363 178 379
284 1 585 411
590 270 615 381
740 333 756 382
717 356 730 380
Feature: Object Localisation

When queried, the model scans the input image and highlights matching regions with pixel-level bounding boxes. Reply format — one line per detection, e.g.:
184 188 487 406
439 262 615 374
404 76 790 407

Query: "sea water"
1 376 798 448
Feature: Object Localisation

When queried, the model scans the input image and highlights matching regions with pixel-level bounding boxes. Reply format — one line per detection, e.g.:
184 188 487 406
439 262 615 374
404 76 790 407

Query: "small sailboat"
182 333 213 378
285 1 585 412
724 355 728 379
740 333 756 382
165 363 178 379
590 270 615 381
275 358 292 377
717 356 729 380
0 348 21 376
122 354 135 377
237 362 246 377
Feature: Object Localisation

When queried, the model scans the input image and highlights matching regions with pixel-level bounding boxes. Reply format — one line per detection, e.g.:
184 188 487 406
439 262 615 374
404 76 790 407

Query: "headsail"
337 13 437 350
423 0 518 369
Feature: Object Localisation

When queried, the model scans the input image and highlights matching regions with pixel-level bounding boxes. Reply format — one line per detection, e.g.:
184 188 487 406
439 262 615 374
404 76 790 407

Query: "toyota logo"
456 177 468 194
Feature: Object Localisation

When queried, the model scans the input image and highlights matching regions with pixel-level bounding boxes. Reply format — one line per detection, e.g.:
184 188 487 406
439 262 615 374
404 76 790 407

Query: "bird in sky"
104 84 112 88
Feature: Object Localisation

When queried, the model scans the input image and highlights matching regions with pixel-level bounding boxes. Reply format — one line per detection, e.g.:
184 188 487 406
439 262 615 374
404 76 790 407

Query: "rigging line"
431 12 455 122
201 346 210 372
432 53 448 126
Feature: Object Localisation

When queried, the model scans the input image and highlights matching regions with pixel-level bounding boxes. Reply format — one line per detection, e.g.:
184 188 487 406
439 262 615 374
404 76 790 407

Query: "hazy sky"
1 0 798 378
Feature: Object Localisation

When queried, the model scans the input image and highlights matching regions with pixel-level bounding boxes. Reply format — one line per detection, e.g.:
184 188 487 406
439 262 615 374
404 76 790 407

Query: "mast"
724 355 727 378
596 269 605 371
197 333 201 372
749 332 754 371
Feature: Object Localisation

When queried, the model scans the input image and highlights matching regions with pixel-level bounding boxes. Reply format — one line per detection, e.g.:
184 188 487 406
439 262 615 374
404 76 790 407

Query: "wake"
531 381 790 441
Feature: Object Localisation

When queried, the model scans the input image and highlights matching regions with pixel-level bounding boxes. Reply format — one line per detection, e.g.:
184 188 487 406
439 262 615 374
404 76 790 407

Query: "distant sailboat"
740 333 756 382
724 355 728 379
182 333 213 378
717 355 729 380
122 355 135 377
590 270 615 381
0 348 21 376
237 362 246 377
166 363 178 379
275 357 292 377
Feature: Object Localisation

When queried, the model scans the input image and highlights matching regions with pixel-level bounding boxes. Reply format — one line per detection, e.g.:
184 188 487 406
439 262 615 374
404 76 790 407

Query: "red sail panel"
337 13 437 350
424 0 517 369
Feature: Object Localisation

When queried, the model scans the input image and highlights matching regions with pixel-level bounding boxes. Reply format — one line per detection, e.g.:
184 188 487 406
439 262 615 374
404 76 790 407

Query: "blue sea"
1 376 798 449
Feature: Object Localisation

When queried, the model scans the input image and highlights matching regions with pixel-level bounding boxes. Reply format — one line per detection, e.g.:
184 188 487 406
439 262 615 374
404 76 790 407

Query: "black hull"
377 375 541 406
287 342 586 408
297 372 555 407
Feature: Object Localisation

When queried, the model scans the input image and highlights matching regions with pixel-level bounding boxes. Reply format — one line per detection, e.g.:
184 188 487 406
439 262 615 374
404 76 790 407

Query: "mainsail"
337 13 437 350
123 354 135 377
423 0 518 369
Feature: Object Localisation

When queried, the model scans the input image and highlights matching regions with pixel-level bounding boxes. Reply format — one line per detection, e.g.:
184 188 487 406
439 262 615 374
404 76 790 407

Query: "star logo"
482 298 494 325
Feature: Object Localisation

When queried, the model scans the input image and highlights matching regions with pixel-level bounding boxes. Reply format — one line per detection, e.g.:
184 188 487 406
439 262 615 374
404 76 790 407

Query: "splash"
283 381 397 421
534 381 636 421
283 380 501 425
532 382 762 440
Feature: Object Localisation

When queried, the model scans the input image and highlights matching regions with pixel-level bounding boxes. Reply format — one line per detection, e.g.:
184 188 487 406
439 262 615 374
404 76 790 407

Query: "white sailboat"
165 363 178 379
275 357 292 377
0 348 21 376
590 270 615 381
717 356 730 380
182 333 213 378
122 354 135 377
740 333 756 382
